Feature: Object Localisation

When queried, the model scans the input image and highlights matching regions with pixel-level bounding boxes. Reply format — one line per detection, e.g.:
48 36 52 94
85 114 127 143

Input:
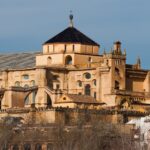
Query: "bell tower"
103 41 126 93
111 41 126 91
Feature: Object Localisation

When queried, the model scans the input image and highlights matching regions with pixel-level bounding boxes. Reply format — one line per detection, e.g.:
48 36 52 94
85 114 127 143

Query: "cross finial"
69 10 74 27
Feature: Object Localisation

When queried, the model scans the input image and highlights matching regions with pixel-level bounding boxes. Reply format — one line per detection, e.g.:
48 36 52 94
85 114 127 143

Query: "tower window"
65 55 72 65
115 81 120 90
115 67 120 75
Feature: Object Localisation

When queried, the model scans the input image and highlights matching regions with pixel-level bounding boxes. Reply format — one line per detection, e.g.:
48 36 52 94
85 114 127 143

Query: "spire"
123 49 126 55
137 56 141 65
103 48 106 55
136 56 141 69
69 11 74 28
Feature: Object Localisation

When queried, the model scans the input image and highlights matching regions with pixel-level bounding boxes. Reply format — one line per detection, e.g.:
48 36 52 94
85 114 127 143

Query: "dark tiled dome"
44 27 100 46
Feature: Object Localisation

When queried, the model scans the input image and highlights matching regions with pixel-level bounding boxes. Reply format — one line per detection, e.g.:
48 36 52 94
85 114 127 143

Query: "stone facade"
0 16 150 113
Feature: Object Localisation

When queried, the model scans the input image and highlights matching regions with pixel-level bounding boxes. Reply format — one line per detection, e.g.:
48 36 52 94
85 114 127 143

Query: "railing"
112 89 150 98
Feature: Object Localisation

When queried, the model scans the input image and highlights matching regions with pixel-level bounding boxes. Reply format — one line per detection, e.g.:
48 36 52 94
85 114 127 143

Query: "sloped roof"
44 27 100 46
0 52 39 70
56 94 104 104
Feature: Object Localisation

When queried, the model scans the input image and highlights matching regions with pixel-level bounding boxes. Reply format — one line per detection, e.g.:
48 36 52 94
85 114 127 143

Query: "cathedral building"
0 15 150 112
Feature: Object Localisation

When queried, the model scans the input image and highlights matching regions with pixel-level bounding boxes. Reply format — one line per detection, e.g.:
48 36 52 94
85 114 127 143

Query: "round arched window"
15 81 20 87
84 73 91 79
65 55 72 65
88 57 92 62
47 56 52 65
93 79 96 86
24 84 29 88
31 80 35 86
77 80 82 87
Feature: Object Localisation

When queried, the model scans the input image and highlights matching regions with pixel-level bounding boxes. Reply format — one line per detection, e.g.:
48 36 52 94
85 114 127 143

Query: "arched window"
47 143 53 150
93 79 96 86
13 145 19 150
35 144 42 150
115 67 120 75
88 57 92 62
77 80 82 87
24 144 31 150
47 56 52 65
115 81 120 90
85 84 91 96
84 73 91 79
15 81 20 87
24 84 29 88
31 80 35 86
65 55 72 65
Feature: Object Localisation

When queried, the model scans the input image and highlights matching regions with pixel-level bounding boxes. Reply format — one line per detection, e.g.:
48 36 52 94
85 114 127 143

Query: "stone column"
1 71 12 109
35 68 47 108
96 68 101 102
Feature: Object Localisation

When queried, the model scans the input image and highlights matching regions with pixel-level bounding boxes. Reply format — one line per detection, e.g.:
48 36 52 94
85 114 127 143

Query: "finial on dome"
69 11 74 27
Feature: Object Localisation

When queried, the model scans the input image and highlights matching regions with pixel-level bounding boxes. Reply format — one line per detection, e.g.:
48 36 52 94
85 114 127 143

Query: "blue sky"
0 0 150 69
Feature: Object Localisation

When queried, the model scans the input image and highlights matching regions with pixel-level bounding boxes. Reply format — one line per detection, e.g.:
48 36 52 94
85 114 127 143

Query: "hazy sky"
0 0 150 69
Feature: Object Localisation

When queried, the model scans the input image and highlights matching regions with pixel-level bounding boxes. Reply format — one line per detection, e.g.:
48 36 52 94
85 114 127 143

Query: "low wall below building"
0 107 148 125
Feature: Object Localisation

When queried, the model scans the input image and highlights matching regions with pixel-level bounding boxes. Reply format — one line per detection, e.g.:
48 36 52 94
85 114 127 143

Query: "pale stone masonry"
0 15 150 111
